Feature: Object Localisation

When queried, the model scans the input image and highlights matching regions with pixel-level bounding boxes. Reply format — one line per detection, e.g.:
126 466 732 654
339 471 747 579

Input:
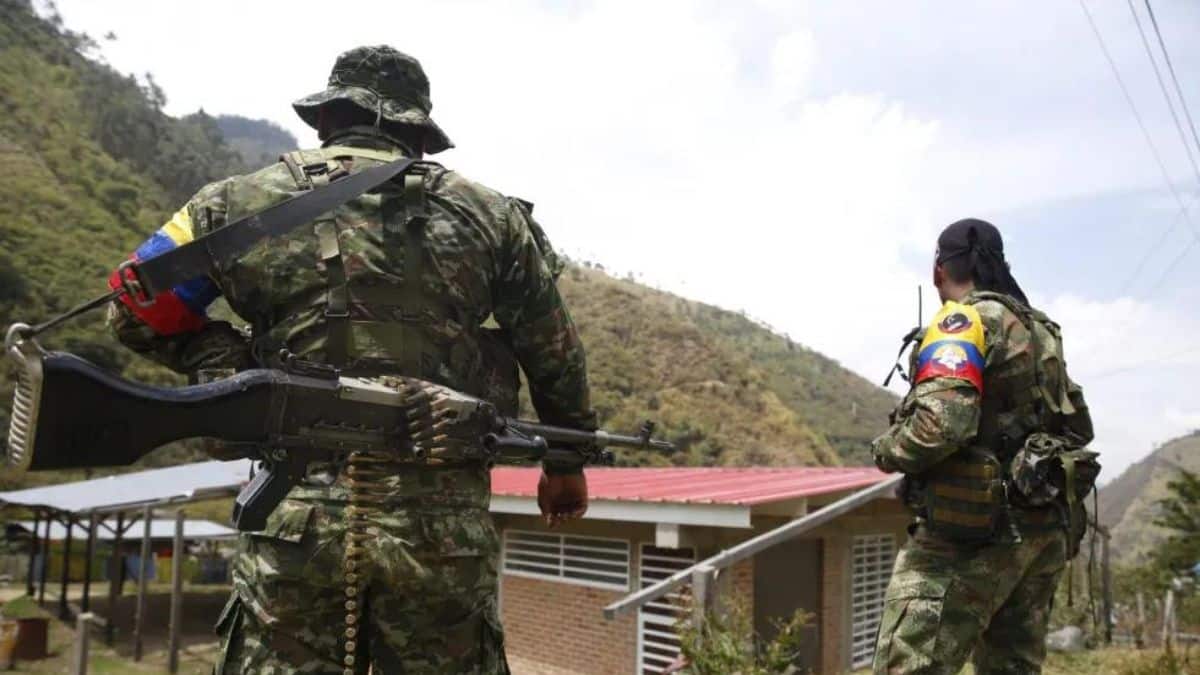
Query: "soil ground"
0 581 225 673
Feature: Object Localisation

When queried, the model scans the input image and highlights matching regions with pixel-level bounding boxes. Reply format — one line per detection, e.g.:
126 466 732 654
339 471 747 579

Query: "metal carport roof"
0 460 252 514
10 519 237 540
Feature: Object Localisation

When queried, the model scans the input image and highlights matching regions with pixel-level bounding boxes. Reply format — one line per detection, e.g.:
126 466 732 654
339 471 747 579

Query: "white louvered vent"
850 534 896 668
502 530 630 590
638 544 695 674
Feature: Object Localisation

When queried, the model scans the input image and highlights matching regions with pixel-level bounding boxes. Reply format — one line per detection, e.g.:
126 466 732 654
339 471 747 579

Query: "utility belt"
903 433 1100 554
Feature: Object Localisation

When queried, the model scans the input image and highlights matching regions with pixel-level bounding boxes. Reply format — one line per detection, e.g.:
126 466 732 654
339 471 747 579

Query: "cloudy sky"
48 0 1200 481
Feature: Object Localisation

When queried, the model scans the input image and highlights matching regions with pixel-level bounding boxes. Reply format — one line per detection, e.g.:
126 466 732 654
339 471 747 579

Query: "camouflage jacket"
108 127 596 430
872 290 1092 475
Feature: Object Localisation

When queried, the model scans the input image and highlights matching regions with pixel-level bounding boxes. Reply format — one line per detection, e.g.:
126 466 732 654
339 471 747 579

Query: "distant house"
489 466 906 675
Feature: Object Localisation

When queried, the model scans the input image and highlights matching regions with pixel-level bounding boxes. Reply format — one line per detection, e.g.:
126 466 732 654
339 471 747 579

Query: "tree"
1152 469 1200 577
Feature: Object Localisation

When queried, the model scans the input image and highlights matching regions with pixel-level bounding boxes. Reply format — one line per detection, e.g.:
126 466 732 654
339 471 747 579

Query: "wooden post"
1162 588 1176 650
72 611 94 675
59 516 74 620
133 505 152 662
105 512 124 646
1136 591 1146 649
26 511 40 596
38 515 51 604
1101 534 1112 645
167 510 184 673
82 512 98 612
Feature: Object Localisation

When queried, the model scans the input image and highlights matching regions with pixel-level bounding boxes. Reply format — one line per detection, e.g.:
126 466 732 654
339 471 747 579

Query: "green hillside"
1098 431 1200 565
214 114 299 167
555 267 894 466
0 0 896 492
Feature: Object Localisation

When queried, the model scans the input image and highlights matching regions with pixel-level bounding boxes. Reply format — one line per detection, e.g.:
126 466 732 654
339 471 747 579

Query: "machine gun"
5 327 674 531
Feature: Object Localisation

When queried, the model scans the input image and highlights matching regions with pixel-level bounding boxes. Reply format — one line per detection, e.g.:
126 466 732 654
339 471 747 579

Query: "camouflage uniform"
871 290 1093 675
108 46 595 674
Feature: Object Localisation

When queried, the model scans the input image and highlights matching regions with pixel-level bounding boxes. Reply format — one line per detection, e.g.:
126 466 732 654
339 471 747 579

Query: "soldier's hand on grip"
538 471 588 527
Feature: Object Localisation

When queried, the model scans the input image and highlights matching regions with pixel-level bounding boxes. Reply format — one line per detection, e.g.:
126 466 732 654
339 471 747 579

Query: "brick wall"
723 557 754 615
501 574 637 675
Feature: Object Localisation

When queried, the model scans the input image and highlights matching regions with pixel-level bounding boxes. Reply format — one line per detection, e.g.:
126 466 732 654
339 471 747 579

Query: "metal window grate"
638 545 695 674
502 530 630 590
850 534 896 668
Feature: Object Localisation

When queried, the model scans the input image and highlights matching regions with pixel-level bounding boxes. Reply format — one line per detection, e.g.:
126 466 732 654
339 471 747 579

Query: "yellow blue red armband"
914 301 986 392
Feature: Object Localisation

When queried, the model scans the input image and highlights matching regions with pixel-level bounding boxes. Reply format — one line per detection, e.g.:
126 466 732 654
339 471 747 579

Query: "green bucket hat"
293 45 453 154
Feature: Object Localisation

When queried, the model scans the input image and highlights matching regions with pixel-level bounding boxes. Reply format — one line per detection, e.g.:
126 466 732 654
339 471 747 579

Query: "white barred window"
850 534 896 668
502 530 630 590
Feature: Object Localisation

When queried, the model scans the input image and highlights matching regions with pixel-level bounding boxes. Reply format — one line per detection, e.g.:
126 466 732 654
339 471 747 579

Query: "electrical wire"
1079 0 1200 300
1126 0 1200 186
1144 0 1200 161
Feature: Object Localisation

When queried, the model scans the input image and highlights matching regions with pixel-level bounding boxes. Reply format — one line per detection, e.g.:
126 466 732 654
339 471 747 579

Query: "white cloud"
47 0 1200 478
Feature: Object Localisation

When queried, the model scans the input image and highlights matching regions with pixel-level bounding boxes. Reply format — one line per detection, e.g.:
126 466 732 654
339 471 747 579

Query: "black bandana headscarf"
935 218 1029 305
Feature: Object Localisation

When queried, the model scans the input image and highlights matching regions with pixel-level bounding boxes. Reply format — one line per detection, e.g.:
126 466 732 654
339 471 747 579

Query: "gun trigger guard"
116 260 156 308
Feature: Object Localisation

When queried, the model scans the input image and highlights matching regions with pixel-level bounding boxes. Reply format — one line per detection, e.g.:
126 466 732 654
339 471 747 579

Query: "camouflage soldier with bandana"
107 46 595 674
871 219 1096 675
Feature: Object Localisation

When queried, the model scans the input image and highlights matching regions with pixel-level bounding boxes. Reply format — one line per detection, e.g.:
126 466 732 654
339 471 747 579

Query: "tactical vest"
239 145 491 401
917 292 1097 545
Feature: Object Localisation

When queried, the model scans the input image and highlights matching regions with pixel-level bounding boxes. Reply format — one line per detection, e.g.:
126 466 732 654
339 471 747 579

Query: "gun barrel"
505 420 674 452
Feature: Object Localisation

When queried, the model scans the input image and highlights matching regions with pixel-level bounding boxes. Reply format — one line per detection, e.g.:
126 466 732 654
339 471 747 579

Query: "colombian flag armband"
914 302 986 392
108 207 220 336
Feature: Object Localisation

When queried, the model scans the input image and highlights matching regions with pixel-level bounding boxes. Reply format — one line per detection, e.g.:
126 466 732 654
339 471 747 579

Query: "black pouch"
922 447 1005 543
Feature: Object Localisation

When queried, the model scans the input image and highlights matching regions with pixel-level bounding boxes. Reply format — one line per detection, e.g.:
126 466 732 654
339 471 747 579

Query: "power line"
1078 0 1197 241
1143 235 1198 297
1085 343 1200 381
1126 0 1200 186
1144 0 1200 162
1079 0 1200 301
1118 192 1197 297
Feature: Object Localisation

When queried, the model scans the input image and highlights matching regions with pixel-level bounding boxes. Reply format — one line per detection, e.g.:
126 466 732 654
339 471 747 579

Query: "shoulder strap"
123 157 418 301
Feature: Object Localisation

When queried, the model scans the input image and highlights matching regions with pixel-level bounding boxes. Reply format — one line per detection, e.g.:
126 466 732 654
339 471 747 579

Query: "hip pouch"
1009 432 1101 508
922 447 1005 543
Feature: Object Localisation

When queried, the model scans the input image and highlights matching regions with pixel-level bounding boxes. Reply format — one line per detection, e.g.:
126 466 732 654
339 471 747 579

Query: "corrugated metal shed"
10 519 236 540
0 460 252 513
491 466 888 505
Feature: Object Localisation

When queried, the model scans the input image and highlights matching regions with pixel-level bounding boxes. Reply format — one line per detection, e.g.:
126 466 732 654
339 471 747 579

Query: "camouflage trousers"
872 523 1067 675
214 463 510 674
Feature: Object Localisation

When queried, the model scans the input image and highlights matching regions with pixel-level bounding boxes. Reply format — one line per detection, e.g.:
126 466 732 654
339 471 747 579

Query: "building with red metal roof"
490 465 906 674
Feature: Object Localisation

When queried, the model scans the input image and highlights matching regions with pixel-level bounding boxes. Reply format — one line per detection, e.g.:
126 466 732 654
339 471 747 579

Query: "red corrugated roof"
491 466 889 506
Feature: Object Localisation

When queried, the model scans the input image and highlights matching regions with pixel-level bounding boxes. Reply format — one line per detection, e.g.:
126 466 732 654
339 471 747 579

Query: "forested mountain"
1099 431 1200 564
0 0 895 492
214 114 299 168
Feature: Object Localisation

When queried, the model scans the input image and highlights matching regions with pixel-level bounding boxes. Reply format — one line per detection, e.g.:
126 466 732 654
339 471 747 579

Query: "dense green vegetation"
556 266 895 466
0 0 895 496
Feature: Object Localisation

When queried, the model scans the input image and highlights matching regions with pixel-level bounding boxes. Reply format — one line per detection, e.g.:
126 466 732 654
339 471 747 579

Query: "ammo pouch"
919 447 1006 543
1009 432 1100 557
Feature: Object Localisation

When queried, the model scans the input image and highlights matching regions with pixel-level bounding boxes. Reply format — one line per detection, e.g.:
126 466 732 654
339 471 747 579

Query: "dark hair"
936 218 1029 305
318 99 427 154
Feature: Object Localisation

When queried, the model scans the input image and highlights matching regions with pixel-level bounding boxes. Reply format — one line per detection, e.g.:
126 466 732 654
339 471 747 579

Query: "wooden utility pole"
133 506 152 662
38 516 52 604
167 511 185 673
59 517 74 620
82 512 98 612
26 511 40 596
1101 534 1113 644
105 512 124 646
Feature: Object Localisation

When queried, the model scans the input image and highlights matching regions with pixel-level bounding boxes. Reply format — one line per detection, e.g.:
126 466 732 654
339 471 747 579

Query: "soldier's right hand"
537 471 588 527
